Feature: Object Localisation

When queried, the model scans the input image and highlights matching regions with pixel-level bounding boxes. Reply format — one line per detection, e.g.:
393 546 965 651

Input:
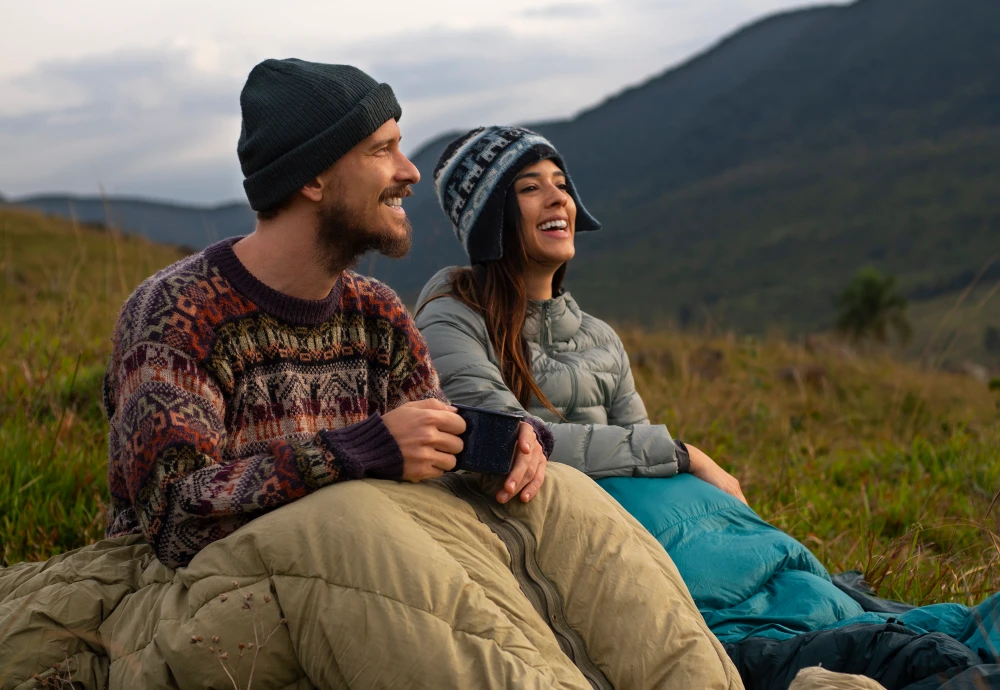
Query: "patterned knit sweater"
104 238 446 569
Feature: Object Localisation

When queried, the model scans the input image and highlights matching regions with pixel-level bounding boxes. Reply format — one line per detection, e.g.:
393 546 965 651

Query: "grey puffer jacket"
415 267 680 478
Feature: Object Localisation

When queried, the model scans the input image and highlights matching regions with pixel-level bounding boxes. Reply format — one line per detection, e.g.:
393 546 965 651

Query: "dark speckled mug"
453 404 524 475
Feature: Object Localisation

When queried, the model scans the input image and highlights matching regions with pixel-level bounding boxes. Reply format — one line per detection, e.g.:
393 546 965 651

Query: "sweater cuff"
673 439 691 473
524 416 555 458
319 413 404 481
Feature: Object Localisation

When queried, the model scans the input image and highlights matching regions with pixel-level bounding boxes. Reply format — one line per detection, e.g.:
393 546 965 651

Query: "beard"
315 184 413 274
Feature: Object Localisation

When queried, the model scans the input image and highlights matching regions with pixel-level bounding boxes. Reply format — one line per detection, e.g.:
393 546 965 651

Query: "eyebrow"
370 135 400 151
513 170 567 182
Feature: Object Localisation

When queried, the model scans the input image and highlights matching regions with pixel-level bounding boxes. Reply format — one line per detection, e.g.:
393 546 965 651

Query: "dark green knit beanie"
238 58 402 212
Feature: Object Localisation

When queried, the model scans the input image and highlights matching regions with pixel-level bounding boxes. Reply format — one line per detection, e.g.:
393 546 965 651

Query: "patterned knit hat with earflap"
433 126 600 264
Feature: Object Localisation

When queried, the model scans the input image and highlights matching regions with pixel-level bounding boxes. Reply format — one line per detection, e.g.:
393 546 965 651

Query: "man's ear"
300 176 324 203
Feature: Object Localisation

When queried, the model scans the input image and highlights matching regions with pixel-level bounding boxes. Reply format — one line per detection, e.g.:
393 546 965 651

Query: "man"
104 59 550 569
94 58 742 688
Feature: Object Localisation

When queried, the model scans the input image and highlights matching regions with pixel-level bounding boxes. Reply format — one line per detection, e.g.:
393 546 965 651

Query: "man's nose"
395 151 420 185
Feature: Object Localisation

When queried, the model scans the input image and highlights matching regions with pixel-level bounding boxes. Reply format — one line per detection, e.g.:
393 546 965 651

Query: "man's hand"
382 399 466 482
686 444 747 505
497 422 547 504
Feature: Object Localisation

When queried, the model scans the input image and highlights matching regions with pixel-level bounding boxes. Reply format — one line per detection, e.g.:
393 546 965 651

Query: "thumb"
518 422 534 453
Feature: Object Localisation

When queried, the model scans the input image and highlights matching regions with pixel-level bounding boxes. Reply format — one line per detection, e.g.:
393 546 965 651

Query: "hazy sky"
0 0 841 205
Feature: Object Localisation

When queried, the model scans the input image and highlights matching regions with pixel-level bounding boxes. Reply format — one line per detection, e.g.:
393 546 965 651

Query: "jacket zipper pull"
544 304 553 347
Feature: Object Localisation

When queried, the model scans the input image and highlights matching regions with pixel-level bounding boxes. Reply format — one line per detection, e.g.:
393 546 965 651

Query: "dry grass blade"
988 489 1000 519
920 254 996 363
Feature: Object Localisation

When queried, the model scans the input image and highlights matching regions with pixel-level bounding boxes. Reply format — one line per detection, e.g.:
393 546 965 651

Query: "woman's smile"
537 217 571 240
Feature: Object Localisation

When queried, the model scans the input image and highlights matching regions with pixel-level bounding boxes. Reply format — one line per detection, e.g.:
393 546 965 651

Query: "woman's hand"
498 422 547 504
686 444 747 505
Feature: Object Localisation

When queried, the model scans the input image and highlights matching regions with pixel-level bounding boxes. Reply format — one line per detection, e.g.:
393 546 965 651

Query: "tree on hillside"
985 325 1000 355
836 267 912 345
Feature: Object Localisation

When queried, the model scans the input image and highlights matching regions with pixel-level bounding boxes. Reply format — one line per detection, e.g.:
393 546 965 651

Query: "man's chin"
374 221 412 259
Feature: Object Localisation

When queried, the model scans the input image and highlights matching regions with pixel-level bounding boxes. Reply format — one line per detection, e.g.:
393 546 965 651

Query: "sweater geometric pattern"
104 238 443 568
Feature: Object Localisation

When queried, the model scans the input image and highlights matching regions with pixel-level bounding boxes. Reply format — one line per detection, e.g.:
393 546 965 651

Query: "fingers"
720 476 748 506
733 485 749 506
519 457 546 503
499 435 547 504
429 409 467 436
498 450 531 504
426 427 464 455
692 463 748 506
498 424 545 504
402 451 456 483
404 398 456 412
430 451 457 473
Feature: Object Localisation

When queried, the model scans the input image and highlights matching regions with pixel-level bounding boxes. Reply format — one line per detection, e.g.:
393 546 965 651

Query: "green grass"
1 208 186 563
2 207 998 608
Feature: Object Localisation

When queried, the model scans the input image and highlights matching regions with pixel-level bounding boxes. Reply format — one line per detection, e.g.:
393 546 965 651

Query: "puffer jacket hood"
416 267 681 478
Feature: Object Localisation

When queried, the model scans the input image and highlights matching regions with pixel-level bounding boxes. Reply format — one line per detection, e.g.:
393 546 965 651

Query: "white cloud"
0 0 848 203
522 3 602 19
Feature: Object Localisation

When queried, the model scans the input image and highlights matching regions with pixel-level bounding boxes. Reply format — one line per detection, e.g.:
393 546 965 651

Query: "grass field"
1 207 998 608
1 208 186 563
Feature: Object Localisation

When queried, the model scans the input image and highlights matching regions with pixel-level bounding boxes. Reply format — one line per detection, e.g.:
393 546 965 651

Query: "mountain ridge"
6 0 998 364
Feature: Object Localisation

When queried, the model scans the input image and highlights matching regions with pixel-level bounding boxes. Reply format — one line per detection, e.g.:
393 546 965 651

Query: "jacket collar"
524 290 583 345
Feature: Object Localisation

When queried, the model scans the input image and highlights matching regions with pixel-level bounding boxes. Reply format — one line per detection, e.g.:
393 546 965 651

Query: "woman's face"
513 159 577 267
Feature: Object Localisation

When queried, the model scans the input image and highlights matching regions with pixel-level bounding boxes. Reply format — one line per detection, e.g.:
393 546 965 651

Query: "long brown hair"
441 188 567 416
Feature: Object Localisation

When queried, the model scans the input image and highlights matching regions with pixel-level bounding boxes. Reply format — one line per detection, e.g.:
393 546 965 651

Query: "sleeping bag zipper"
440 473 612 690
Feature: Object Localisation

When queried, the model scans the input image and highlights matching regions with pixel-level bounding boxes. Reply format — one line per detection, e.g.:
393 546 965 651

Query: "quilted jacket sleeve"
414 293 679 479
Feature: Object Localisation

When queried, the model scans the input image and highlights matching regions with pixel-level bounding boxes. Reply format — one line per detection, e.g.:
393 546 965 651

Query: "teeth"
383 197 402 208
537 220 568 231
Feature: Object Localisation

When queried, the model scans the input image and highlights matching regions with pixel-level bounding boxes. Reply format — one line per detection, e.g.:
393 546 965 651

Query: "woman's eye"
519 185 537 193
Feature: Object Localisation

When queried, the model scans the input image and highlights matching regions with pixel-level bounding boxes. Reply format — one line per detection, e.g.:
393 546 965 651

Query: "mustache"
379 185 414 202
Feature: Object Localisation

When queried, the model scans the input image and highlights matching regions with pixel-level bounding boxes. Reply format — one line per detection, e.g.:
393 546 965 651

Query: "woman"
415 125 745 503
414 126 1000 688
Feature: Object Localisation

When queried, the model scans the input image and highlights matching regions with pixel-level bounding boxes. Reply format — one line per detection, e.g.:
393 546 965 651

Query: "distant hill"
395 0 1000 334
7 0 999 364
6 196 255 251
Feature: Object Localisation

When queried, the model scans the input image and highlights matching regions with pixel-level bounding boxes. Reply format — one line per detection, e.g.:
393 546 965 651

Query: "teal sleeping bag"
598 474 1000 658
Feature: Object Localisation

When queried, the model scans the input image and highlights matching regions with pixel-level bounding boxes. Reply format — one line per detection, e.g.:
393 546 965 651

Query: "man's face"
315 119 420 272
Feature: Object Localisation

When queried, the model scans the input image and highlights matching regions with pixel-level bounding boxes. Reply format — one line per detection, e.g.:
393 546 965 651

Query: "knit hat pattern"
238 58 402 211
433 126 601 264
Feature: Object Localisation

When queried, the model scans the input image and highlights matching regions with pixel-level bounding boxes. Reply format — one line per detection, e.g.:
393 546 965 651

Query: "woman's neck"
524 265 559 301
